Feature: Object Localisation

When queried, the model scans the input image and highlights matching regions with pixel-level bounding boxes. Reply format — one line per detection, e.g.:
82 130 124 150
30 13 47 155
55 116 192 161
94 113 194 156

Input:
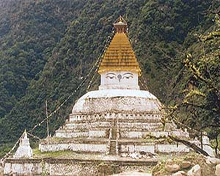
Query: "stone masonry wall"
4 158 157 176
39 143 107 153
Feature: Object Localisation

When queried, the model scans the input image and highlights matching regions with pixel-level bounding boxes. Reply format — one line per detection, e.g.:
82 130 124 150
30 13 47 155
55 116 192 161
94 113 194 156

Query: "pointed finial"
23 129 28 139
119 15 123 22
113 16 127 33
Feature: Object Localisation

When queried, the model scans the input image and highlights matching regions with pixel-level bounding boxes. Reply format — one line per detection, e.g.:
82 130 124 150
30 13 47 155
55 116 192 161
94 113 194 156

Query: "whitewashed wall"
99 71 139 90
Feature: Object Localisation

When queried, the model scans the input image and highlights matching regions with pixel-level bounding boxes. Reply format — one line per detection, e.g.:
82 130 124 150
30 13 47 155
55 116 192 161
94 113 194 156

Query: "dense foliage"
0 0 219 155
168 14 220 154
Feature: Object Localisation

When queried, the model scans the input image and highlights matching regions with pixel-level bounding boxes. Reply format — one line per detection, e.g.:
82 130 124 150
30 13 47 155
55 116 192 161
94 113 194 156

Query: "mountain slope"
0 0 87 118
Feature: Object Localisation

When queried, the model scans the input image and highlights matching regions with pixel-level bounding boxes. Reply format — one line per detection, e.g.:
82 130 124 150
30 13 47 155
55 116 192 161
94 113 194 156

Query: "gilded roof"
98 17 141 75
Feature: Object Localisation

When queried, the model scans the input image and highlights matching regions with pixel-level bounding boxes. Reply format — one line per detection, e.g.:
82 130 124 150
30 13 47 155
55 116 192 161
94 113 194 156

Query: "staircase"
109 119 118 155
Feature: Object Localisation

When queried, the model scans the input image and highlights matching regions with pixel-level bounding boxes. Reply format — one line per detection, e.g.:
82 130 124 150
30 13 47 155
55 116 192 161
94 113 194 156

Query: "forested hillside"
0 0 219 154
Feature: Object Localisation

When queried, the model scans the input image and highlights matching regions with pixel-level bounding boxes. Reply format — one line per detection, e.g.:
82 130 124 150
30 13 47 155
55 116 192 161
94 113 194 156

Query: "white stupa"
39 16 212 156
14 130 33 159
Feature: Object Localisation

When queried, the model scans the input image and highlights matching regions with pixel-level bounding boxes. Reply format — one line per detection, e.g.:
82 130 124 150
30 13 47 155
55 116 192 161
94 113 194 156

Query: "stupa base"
3 152 158 176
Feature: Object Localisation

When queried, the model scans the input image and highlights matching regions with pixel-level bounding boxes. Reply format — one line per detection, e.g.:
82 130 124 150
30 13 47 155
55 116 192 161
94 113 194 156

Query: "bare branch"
168 135 209 156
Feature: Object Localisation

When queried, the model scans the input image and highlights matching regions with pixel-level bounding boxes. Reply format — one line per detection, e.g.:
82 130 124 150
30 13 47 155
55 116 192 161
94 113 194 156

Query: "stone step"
55 128 168 140
119 122 163 129
65 122 111 129
56 129 108 138
109 141 117 155
56 129 89 133
41 137 162 145
68 118 162 124
63 122 163 131
118 119 161 123
55 131 89 138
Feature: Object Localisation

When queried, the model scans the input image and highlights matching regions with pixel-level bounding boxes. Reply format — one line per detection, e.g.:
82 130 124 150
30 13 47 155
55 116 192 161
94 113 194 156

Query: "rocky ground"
2 151 220 176
152 152 220 176
112 171 152 175
111 152 220 176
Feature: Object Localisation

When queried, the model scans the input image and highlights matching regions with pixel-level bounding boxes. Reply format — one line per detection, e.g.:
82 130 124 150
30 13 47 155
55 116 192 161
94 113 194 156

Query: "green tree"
168 14 220 155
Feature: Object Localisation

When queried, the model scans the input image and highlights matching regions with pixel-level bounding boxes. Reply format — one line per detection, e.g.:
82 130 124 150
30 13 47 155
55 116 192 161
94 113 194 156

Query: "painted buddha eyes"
106 73 133 81
106 73 116 79
123 73 133 79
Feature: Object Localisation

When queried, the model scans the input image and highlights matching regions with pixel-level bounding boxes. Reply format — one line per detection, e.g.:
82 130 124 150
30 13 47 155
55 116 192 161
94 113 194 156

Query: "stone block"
120 144 155 154
206 157 220 165
181 161 191 169
166 159 173 165
187 164 201 176
150 131 169 138
156 144 189 153
172 171 186 176
3 163 11 175
39 143 107 153
89 130 106 138
165 164 180 173
127 131 143 138
215 164 220 176
4 162 42 175
202 145 215 157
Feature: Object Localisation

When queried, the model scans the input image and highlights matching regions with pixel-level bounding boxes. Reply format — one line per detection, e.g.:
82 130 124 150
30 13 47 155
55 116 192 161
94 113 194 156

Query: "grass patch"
33 149 76 158
32 149 107 160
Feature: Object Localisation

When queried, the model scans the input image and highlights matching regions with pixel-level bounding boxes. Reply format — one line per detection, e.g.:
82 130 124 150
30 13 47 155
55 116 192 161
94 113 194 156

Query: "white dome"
72 89 163 114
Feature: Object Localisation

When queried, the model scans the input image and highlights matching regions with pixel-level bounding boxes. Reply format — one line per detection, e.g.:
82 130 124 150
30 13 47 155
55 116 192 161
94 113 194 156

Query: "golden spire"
98 16 141 75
